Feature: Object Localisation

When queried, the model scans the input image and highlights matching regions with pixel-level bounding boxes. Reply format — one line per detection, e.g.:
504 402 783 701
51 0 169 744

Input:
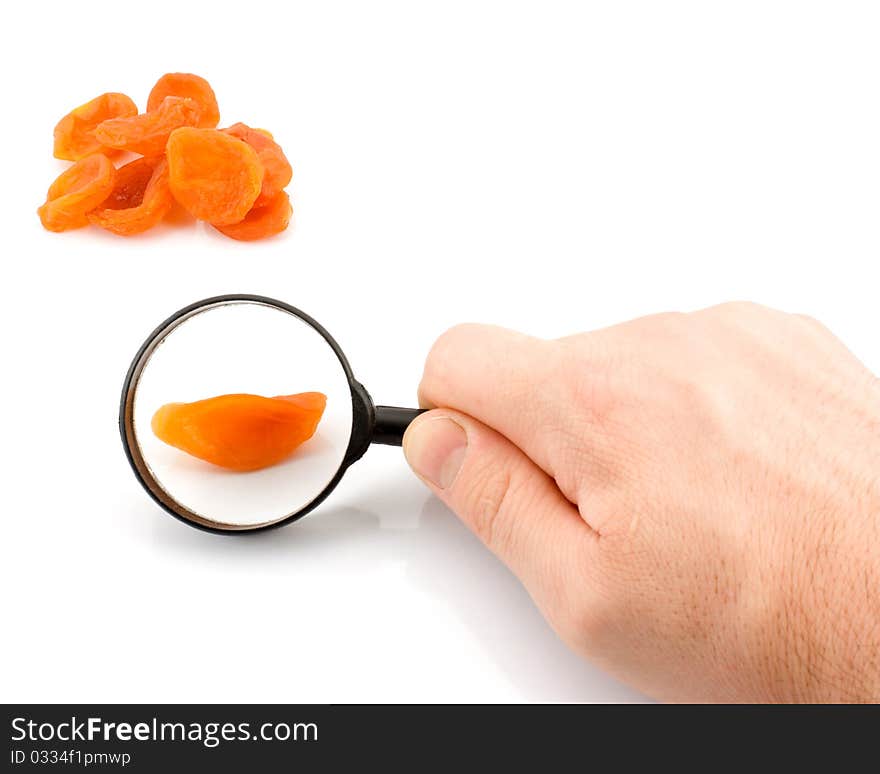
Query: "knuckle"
421 323 483 395
650 310 689 329
462 459 517 554
554 342 644 490
600 311 690 349
558 342 619 426
703 300 768 321
426 323 477 368
432 322 484 355
795 312 820 326
633 310 689 334
718 299 760 313
667 370 711 408
658 370 735 443
795 312 834 338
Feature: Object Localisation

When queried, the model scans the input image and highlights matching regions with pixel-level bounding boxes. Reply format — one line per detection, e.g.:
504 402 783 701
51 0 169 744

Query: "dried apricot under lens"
222 123 292 207
37 154 116 232
147 73 220 129
212 191 292 241
151 392 327 472
53 92 138 161
88 157 173 236
166 128 264 225
93 96 202 157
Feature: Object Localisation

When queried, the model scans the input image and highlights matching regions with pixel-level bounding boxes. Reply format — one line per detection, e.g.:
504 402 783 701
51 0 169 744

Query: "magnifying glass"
120 294 424 534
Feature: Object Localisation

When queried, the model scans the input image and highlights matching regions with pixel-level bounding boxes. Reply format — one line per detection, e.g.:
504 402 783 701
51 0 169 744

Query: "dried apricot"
222 123 292 207
40 74 294 240
212 191 292 241
37 154 116 232
151 392 327 472
96 157 156 209
166 128 264 225
88 157 173 236
93 96 201 156
147 73 220 129
53 92 138 161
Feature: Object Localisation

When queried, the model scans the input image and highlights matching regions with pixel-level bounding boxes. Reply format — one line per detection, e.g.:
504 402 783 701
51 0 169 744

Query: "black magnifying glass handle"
372 406 427 446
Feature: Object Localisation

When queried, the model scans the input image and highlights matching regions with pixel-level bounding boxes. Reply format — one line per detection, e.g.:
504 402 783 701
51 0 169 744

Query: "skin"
402 302 880 702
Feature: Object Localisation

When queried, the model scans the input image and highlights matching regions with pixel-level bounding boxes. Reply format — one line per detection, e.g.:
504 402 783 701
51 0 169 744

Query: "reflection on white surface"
145 458 649 703
132 302 353 526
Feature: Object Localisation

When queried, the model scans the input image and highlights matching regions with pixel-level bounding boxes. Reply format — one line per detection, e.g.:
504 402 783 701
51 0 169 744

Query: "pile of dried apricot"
38 74 292 241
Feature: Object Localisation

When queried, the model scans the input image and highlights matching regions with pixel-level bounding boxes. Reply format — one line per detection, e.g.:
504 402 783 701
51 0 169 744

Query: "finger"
402 408 599 624
417 323 573 482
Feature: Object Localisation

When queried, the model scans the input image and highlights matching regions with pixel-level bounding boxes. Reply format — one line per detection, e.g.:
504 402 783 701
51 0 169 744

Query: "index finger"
417 323 579 489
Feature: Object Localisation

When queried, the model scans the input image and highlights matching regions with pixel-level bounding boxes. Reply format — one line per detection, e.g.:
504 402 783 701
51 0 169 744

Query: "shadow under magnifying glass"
144 480 648 702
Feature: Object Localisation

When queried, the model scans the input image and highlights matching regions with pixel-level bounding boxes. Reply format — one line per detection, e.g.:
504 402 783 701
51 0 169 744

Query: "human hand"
403 302 880 702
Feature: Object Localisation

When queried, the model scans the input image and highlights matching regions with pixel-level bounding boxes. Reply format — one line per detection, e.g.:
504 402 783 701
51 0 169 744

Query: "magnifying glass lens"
129 301 354 529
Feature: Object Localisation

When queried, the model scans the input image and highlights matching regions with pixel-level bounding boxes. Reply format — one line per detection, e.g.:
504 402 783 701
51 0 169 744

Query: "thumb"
402 409 596 616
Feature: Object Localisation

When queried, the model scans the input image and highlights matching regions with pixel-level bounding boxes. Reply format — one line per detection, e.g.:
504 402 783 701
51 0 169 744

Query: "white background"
1 1 878 703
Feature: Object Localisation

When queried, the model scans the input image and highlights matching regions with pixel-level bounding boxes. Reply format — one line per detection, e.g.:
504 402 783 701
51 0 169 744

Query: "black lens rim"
119 294 374 535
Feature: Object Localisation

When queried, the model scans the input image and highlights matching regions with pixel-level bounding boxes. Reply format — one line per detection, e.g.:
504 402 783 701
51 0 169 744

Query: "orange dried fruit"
40 74 293 240
147 73 220 129
212 190 292 241
37 154 116 232
88 157 173 236
151 392 327 472
96 157 156 208
93 96 201 156
53 92 138 161
222 123 292 207
166 127 264 225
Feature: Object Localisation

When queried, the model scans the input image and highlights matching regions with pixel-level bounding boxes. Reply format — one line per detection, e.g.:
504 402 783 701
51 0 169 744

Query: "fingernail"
403 416 467 490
